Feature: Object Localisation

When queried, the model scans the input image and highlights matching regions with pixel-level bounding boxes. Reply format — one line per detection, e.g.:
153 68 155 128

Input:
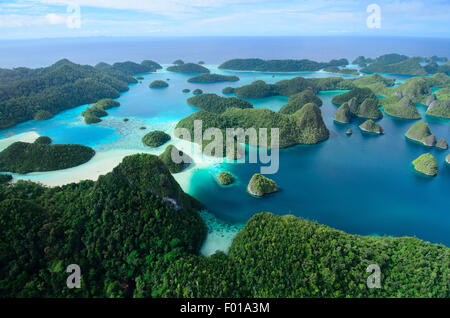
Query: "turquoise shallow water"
1 67 449 249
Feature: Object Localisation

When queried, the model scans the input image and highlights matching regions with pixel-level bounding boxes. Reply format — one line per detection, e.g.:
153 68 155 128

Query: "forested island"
405 121 447 149
142 130 171 147
360 54 450 76
0 154 448 297
359 120 384 134
167 63 210 74
222 87 235 94
217 172 234 185
412 153 438 176
323 66 360 75
187 74 239 83
176 98 329 156
82 98 120 124
0 138 95 174
218 54 449 75
219 58 348 72
247 173 278 197
149 80 169 88
187 94 253 113
0 59 160 129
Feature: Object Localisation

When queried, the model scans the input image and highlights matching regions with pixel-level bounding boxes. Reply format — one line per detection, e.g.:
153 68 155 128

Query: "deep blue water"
0 36 449 248
0 36 449 68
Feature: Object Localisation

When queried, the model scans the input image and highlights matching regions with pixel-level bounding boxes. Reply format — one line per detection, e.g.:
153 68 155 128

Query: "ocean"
0 36 449 68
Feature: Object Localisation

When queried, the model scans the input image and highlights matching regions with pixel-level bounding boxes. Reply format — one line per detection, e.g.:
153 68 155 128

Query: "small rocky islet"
247 173 278 197
405 121 448 149
412 153 439 176
217 172 234 185
359 119 384 134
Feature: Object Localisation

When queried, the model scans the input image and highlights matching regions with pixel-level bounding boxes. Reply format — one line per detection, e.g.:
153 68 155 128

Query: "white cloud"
45 13 66 24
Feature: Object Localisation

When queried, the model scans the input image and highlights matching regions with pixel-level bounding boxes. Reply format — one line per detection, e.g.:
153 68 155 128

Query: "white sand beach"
0 131 40 151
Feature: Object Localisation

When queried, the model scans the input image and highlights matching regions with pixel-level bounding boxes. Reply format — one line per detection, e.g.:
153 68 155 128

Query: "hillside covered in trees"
0 154 448 297
0 59 159 129
0 138 95 174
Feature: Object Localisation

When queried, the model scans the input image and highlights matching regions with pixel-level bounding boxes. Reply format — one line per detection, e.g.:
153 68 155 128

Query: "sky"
0 0 449 39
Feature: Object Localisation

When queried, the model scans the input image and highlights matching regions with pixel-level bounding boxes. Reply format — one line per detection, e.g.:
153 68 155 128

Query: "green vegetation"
352 56 374 67
235 80 279 98
149 80 169 88
383 96 422 119
82 98 120 124
446 154 450 164
0 59 137 129
405 122 433 146
34 136 52 145
222 87 235 94
0 154 448 297
182 89 190 93
0 140 95 174
235 77 316 98
0 154 204 297
394 77 431 102
188 74 239 83
346 129 353 135
334 103 351 124
426 100 450 119
247 174 278 197
141 60 163 72
167 63 210 74
278 89 322 115
198 61 205 65
362 57 427 76
412 153 438 176
403 121 448 148
106 61 155 76
193 89 203 95
187 94 253 113
176 102 329 156
123 118 129 122
33 110 53 121
219 58 330 72
159 145 191 174
359 120 384 134
323 66 359 75
173 59 184 65
306 77 354 91
0 174 12 184
142 130 171 148
231 74 395 100
332 87 376 105
352 73 395 95
217 172 234 185
356 98 383 119
437 61 450 75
